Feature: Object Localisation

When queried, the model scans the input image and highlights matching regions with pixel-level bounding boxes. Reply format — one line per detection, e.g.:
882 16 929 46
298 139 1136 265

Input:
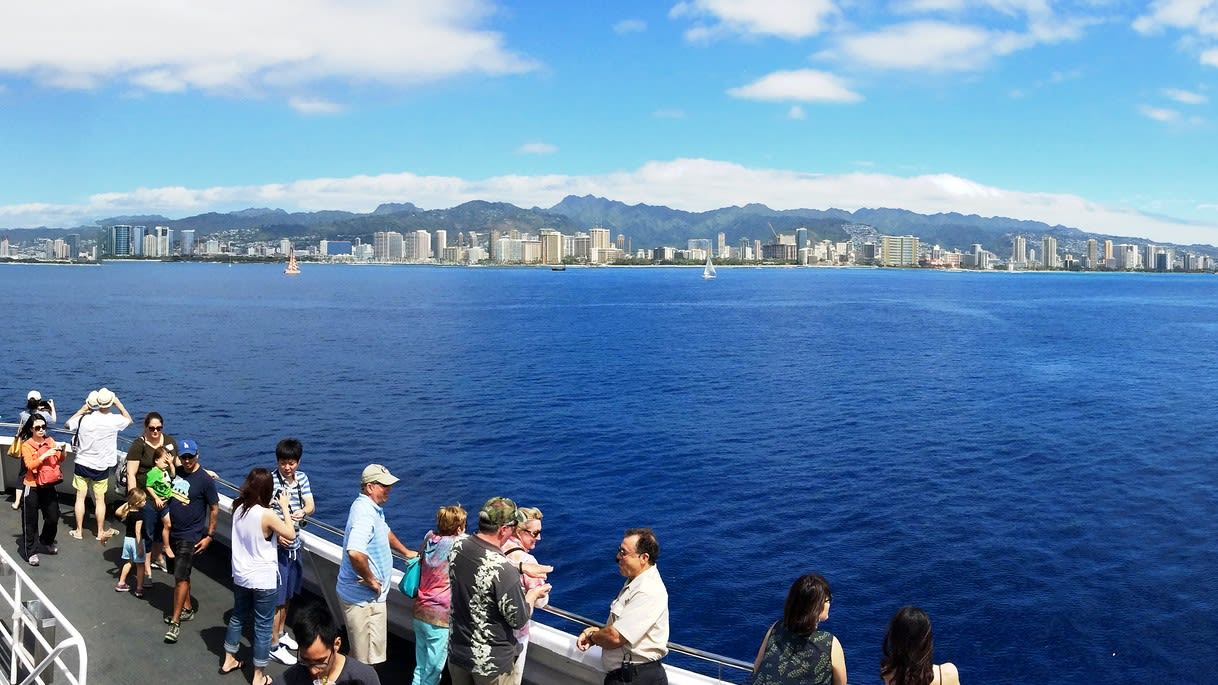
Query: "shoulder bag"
398 555 421 598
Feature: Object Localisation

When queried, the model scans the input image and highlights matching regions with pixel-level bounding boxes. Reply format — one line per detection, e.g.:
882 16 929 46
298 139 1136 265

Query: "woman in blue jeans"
220 468 296 685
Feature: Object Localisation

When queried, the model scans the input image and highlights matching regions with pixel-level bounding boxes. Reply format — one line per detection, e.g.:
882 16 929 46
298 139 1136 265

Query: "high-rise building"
373 231 405 261
1042 236 1058 269
539 229 563 264
589 227 611 251
131 226 146 256
434 230 447 261
1085 239 1098 267
880 235 919 267
572 233 591 261
180 230 196 256
111 225 133 257
1012 236 1027 265
65 234 80 260
717 232 727 258
1104 239 1114 262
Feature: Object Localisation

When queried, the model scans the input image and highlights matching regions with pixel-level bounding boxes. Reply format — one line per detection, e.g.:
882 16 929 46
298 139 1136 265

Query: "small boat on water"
703 252 717 280
284 251 301 275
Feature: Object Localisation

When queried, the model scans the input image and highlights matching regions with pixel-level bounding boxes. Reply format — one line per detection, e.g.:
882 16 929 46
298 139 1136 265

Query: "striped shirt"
271 469 312 550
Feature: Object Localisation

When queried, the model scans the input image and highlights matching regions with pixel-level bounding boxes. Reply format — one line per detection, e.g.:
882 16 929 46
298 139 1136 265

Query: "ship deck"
0 489 418 684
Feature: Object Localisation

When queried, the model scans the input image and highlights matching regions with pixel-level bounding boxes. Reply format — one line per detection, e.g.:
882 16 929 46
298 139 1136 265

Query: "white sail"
702 252 717 279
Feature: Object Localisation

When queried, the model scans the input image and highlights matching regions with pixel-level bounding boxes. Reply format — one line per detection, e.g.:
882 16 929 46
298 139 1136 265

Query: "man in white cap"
334 464 417 669
64 387 132 541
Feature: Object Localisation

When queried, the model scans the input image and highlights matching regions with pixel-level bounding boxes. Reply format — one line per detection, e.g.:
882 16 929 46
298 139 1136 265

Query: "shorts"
141 502 167 550
169 537 198 581
277 546 304 606
72 469 109 497
121 536 145 562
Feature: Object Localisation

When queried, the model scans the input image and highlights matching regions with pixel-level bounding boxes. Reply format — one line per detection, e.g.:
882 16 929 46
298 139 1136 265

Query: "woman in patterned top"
749 573 847 685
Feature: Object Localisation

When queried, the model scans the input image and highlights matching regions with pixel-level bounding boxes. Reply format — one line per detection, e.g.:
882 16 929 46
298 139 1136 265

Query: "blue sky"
2 1 1218 244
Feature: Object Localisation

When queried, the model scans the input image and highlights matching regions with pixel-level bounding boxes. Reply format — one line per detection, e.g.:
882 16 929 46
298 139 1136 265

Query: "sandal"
68 530 82 540
218 659 243 675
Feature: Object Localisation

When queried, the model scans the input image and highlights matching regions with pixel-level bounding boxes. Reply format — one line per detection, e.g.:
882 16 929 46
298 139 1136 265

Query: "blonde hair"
516 507 543 530
436 504 467 536
116 488 147 518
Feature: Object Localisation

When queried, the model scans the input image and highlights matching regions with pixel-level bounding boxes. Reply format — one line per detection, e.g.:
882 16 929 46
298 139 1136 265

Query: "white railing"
0 545 87 685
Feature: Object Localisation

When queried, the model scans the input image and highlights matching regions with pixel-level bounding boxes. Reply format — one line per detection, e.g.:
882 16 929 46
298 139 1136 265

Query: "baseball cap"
479 496 525 527
361 464 399 486
26 390 40 401
178 438 200 457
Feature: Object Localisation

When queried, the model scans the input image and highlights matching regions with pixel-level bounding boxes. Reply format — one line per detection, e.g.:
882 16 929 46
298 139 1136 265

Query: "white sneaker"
278 632 298 650
269 643 297 665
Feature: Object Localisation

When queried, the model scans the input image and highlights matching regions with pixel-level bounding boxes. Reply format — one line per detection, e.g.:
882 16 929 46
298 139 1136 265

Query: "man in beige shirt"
576 527 670 685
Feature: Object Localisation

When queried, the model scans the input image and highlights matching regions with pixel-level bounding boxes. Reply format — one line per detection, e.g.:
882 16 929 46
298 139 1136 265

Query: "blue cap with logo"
178 438 200 457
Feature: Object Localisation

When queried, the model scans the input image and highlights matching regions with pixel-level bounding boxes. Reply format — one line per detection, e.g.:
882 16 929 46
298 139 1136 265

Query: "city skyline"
2 2 1218 244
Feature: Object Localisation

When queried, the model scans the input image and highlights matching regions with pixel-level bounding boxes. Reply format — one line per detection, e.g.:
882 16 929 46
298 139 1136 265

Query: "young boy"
268 438 315 665
144 448 183 569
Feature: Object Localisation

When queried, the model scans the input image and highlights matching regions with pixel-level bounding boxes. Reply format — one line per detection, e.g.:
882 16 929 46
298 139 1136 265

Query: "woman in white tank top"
219 468 297 685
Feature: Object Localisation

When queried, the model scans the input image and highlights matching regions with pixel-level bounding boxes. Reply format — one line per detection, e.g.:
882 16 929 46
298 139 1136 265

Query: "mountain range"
6 196 1215 258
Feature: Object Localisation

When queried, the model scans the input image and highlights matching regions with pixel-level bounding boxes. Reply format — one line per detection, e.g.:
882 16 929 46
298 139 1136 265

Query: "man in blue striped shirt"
336 464 417 668
269 438 315 665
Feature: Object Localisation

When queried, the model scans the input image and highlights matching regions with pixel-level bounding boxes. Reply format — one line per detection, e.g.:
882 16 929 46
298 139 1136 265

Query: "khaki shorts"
340 599 387 665
72 474 108 497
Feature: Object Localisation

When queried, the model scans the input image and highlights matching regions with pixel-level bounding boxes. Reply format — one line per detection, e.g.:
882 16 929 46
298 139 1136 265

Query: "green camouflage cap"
479 496 525 527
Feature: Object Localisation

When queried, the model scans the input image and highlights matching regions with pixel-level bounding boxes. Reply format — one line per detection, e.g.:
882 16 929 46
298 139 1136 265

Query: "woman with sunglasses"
502 506 548 685
18 414 65 566
124 412 176 566
750 573 847 685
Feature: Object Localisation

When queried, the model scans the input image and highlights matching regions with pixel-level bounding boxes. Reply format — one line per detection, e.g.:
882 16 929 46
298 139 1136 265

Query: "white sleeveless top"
231 504 277 590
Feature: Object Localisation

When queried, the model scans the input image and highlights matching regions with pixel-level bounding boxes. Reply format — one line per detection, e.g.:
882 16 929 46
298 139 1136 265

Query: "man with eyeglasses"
335 464 417 671
448 497 552 685
576 527 670 685
280 600 380 684
64 387 131 542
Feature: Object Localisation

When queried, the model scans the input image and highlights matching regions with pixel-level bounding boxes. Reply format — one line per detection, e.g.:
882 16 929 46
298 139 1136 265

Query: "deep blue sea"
4 262 1217 684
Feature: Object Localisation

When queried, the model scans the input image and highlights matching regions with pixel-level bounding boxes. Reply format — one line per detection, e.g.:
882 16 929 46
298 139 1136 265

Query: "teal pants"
412 619 449 685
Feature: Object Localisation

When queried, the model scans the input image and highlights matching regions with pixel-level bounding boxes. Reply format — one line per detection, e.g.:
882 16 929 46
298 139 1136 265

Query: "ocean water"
4 262 1216 684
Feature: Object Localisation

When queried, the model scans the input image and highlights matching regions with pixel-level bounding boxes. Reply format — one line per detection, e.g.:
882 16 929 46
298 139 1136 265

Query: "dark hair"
290 599 340 649
782 573 832 636
624 527 660 564
233 467 274 516
26 397 41 413
881 606 935 685
276 438 303 462
143 411 164 428
18 413 47 441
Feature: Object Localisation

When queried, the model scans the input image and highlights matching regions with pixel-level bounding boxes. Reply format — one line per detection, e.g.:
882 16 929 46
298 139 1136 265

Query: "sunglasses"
147 425 163 432
32 425 47 431
522 528 542 538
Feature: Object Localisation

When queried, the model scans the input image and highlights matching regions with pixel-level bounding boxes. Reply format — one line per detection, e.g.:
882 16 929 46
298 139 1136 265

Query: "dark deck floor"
0 491 419 684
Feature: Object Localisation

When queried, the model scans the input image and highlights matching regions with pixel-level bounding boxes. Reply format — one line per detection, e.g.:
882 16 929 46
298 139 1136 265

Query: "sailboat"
702 251 717 280
284 251 301 276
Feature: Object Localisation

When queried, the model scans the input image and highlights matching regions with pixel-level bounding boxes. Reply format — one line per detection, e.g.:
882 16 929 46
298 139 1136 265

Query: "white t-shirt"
67 411 131 471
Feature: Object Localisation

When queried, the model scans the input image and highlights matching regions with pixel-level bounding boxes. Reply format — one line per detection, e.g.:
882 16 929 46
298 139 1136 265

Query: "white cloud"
1133 0 1218 36
0 1 538 98
670 0 840 41
1203 47 1218 66
1140 104 1181 122
614 19 647 34
1163 87 1207 104
787 105 807 119
289 96 347 115
6 158 1218 245
727 69 862 102
517 142 558 155
832 20 1026 71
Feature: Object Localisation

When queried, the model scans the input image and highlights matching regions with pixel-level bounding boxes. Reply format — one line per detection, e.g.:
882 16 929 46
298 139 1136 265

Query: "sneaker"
133 587 145 598
164 622 180 643
278 632 298 650
115 582 131 592
151 558 168 572
165 607 196 624
43 544 58 555
27 554 39 567
269 643 297 665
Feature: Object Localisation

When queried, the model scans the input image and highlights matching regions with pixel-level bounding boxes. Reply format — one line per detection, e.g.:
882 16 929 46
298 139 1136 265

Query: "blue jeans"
224 585 277 667
413 620 450 685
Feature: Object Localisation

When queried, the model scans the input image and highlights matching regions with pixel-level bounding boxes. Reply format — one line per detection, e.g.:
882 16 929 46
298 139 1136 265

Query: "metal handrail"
0 543 88 685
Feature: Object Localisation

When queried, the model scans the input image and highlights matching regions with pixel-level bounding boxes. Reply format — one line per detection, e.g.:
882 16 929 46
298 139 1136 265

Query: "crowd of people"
8 388 961 685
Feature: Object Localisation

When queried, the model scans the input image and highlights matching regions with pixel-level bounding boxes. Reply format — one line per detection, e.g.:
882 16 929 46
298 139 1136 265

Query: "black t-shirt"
282 657 381 685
